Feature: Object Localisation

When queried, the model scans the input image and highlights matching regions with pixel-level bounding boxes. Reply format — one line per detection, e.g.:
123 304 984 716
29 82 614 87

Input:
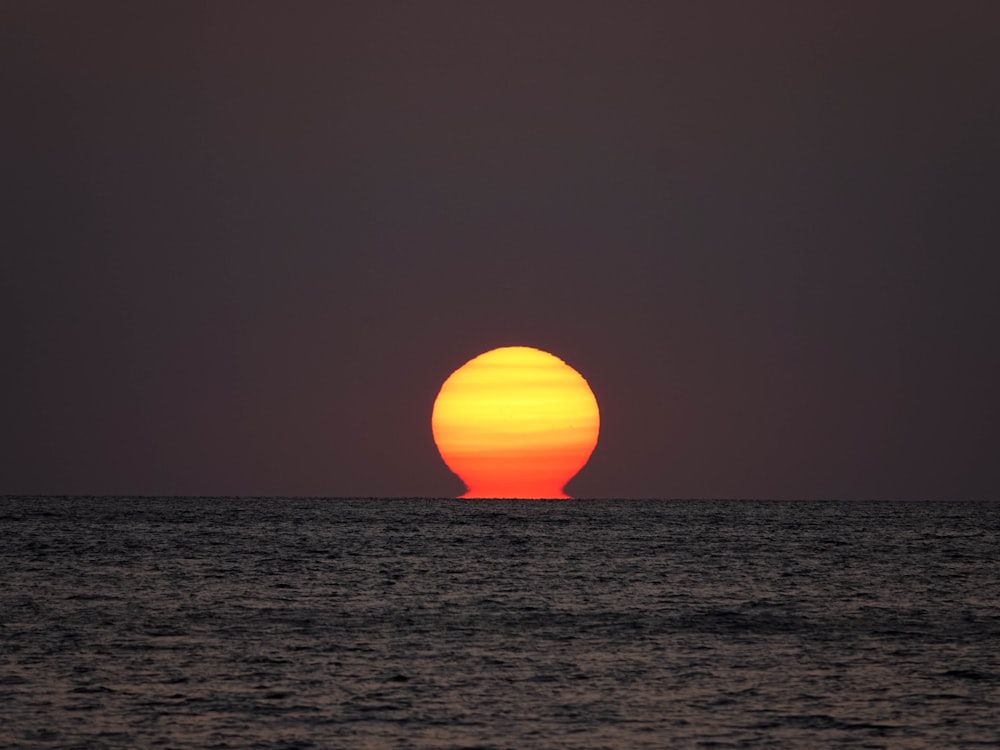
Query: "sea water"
1 497 998 748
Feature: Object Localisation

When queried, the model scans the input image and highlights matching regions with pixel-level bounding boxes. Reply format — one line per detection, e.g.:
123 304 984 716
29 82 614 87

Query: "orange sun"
432 346 600 499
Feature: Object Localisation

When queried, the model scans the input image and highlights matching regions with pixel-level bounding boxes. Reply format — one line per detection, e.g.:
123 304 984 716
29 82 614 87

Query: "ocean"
1 497 997 748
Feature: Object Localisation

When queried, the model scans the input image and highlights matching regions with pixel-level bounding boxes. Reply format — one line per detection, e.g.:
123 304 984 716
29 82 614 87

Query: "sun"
432 346 600 499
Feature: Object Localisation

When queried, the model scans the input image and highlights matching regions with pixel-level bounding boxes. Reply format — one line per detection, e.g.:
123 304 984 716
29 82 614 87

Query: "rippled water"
1 497 998 748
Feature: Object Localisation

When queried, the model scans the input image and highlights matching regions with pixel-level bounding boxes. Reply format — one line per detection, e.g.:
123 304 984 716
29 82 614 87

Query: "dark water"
1 497 998 749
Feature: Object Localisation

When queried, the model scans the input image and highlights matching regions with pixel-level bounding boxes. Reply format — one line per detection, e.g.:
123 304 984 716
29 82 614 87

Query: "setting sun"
432 346 600 499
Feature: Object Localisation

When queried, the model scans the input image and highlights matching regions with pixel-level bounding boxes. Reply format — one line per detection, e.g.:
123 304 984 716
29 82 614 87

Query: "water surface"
1 497 998 748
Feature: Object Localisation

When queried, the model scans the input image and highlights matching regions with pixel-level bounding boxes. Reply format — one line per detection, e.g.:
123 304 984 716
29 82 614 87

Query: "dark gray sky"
3 2 999 498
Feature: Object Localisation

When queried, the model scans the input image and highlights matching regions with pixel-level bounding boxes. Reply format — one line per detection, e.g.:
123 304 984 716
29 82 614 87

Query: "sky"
3 2 999 499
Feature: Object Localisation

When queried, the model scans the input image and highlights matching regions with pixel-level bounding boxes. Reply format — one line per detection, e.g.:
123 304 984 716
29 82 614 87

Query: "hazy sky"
3 2 999 498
